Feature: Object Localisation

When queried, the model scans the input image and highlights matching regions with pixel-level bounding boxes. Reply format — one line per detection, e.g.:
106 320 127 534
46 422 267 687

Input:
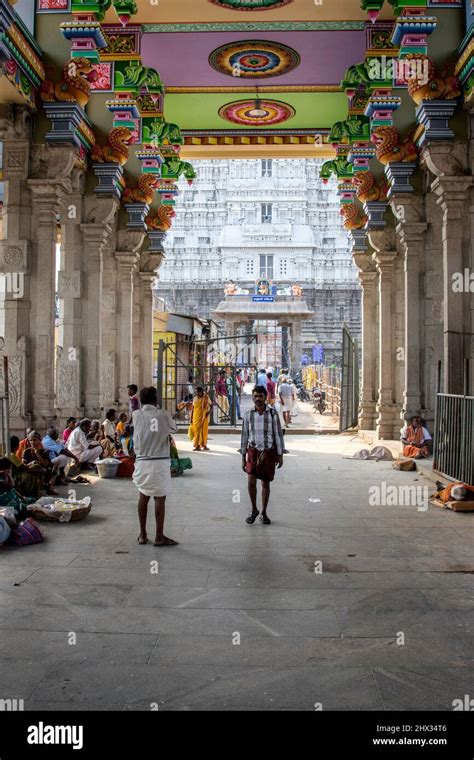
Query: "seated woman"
22 431 58 495
0 458 36 520
401 415 432 459
17 427 33 460
170 436 192 477
101 409 117 458
88 420 102 444
9 436 45 498
63 417 77 444
116 412 131 454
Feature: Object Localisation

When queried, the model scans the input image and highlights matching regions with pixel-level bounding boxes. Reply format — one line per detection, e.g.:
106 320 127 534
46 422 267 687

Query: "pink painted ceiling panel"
141 31 366 87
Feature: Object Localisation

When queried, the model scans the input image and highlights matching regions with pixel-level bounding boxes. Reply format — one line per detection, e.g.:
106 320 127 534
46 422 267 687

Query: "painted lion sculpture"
371 126 418 166
122 175 159 205
404 54 461 106
91 127 135 166
145 205 176 231
40 57 98 109
340 203 368 231
352 171 389 203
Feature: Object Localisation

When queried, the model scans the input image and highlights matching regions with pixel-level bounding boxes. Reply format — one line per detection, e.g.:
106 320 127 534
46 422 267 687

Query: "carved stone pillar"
290 317 303 371
27 180 68 427
99 234 119 409
139 252 162 388
422 143 472 394
0 106 32 431
389 195 428 420
353 253 377 430
80 197 119 419
369 230 401 439
56 169 86 420
115 230 144 404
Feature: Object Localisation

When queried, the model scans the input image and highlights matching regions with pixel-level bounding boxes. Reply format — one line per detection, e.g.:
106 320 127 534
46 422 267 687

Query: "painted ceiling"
34 1 463 160
103 0 395 24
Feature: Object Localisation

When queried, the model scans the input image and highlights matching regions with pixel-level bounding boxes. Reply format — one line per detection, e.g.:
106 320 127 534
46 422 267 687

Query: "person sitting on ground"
9 436 45 498
115 412 131 454
63 417 77 444
401 415 432 459
67 418 103 469
170 435 192 477
42 427 79 485
17 427 33 460
22 431 58 495
88 419 102 444
0 457 36 520
101 409 117 458
279 377 293 428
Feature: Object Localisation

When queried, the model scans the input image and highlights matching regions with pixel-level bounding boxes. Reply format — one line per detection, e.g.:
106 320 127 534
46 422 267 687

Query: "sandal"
153 537 179 547
245 511 259 524
260 514 271 525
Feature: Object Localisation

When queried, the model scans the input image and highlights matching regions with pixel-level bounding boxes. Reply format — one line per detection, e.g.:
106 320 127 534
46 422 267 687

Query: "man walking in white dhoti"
132 386 179 547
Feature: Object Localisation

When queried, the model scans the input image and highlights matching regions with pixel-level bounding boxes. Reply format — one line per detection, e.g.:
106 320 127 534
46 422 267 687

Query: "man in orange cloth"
435 482 474 503
400 415 432 459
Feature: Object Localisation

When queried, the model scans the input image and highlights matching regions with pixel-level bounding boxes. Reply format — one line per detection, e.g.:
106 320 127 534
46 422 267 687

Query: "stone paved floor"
1 433 473 711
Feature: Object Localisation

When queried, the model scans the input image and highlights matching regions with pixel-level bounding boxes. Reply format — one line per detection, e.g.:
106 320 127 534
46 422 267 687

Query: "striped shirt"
241 405 285 455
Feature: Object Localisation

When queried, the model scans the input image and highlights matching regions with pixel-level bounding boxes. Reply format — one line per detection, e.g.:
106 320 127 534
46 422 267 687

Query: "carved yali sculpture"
371 126 418 166
404 54 461 105
352 171 389 203
123 175 160 205
40 58 99 109
340 203 368 231
91 127 135 166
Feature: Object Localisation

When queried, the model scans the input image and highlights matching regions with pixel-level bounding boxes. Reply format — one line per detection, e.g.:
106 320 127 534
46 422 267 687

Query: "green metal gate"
339 323 359 432
154 333 258 427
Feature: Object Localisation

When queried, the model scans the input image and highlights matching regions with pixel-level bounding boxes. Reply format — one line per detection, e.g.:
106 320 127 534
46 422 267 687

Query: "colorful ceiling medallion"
209 40 300 79
219 99 295 126
209 0 293 9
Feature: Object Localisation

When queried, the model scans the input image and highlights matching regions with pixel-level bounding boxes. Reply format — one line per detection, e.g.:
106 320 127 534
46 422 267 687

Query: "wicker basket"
29 504 91 523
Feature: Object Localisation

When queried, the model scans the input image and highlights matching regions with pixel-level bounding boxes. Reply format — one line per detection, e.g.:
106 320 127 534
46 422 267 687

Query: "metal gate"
433 393 474 484
339 324 359 432
155 333 258 427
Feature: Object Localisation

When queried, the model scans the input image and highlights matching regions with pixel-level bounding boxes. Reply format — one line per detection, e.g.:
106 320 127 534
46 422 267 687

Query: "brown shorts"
245 446 278 482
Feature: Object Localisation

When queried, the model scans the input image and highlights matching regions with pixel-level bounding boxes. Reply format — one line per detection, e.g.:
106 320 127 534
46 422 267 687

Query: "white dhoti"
51 454 69 468
133 458 171 498
78 446 102 463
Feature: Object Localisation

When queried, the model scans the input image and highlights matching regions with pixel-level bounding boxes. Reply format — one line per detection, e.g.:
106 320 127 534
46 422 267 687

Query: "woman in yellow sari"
190 386 211 451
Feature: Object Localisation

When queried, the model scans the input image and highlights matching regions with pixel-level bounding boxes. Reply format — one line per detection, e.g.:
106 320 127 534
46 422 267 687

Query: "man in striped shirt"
241 385 285 525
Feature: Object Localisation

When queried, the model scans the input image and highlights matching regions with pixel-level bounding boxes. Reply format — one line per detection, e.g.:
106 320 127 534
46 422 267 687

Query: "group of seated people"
3 410 134 502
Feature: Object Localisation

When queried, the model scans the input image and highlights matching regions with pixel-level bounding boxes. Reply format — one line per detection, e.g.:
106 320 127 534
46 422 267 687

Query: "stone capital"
421 141 468 178
30 144 83 182
389 194 425 226
372 250 397 274
0 105 31 142
83 196 119 227
139 251 165 277
117 229 145 254
115 250 141 273
431 176 473 221
352 252 377 274
367 228 397 255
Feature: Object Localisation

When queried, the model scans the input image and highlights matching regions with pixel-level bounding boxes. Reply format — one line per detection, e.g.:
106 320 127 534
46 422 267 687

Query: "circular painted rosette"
218 99 295 126
209 0 293 10
209 40 300 78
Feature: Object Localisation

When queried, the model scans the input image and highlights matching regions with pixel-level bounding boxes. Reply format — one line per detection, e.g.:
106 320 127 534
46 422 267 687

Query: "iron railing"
433 393 474 484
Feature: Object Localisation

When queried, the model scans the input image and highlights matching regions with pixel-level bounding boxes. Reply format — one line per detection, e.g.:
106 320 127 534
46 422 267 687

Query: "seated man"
401 415 432 459
42 427 79 484
101 409 117 457
67 418 103 468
